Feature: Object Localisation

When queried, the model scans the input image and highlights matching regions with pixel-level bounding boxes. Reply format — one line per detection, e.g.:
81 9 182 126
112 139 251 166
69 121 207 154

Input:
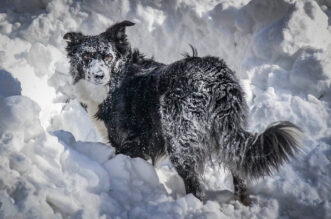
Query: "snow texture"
0 0 330 218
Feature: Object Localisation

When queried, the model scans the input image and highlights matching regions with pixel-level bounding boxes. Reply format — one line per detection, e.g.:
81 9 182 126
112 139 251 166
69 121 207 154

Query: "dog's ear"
104 20 135 55
63 32 84 46
104 20 135 42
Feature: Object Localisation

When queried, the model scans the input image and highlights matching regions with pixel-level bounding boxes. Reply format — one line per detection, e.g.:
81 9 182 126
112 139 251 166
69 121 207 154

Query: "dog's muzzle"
87 60 110 84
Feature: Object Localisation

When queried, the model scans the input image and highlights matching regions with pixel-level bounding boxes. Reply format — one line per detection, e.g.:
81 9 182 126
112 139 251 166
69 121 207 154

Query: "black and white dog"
64 21 301 205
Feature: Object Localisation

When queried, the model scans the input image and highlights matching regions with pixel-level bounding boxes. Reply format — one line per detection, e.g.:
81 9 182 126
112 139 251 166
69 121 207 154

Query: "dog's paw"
234 193 257 206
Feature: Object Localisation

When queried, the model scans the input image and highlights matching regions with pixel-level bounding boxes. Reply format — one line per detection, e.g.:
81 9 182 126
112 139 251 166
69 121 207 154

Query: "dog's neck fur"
106 49 164 93
73 79 109 142
121 49 160 70
128 49 160 68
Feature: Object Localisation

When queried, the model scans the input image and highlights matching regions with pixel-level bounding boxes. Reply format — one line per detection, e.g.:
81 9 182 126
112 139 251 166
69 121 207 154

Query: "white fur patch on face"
85 59 110 85
80 43 118 85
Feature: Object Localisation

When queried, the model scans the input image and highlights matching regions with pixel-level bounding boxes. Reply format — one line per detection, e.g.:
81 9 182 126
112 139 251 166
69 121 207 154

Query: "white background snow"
0 0 330 218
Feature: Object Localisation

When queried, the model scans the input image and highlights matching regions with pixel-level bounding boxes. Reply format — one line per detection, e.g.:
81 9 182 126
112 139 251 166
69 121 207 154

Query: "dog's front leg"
115 135 148 160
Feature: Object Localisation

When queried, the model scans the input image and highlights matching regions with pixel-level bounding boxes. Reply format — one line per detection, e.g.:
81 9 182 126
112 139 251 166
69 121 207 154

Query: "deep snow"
0 0 330 218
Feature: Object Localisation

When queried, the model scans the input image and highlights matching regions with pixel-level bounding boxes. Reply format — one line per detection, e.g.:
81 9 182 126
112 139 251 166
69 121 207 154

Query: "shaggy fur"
64 21 302 204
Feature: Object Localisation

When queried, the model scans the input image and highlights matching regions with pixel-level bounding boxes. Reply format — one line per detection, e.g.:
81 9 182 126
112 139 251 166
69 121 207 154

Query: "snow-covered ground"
0 0 330 218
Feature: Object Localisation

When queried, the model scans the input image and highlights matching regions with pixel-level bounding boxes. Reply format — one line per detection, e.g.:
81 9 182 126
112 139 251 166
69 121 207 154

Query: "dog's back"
158 56 248 199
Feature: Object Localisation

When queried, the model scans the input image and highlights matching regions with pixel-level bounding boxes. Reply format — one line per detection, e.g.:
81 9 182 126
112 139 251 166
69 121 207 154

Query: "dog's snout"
92 70 105 80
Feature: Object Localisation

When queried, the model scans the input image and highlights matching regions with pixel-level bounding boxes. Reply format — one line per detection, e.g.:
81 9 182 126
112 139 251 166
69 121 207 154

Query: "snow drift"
0 0 330 218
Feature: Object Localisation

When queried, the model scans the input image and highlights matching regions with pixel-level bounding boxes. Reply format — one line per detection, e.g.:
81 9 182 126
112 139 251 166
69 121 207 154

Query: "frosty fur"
64 20 302 204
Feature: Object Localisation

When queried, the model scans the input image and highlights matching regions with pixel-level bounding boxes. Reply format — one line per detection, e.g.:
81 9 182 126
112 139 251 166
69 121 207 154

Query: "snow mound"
0 70 21 98
0 0 331 218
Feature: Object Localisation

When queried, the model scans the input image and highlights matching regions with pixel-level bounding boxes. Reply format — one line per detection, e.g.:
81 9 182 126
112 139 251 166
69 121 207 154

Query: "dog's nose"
94 74 104 80
93 71 105 80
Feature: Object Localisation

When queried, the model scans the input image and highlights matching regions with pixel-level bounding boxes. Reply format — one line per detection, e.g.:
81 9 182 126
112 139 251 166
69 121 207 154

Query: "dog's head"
64 20 134 85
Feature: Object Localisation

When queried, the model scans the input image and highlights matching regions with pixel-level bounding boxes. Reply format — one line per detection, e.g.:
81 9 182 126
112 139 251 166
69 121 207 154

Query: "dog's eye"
104 55 112 61
83 54 90 60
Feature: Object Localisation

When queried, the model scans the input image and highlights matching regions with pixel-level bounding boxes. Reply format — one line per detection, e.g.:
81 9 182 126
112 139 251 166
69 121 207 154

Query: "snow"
0 0 330 218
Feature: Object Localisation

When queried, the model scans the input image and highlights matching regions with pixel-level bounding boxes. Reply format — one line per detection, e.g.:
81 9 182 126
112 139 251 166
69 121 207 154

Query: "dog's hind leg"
168 150 205 201
232 173 251 206
161 88 210 201
164 120 207 201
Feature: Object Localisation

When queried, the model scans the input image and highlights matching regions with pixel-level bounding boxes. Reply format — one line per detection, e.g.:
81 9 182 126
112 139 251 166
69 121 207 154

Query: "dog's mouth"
92 75 106 85
91 78 109 85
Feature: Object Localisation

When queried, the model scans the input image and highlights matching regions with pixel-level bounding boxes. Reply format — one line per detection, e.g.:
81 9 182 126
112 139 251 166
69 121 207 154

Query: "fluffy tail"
229 121 302 178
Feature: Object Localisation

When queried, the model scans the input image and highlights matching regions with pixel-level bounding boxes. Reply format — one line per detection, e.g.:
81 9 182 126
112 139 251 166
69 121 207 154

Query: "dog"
64 20 302 205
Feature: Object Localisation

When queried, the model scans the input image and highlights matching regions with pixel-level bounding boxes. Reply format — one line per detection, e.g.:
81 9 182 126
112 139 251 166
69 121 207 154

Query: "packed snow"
0 0 330 218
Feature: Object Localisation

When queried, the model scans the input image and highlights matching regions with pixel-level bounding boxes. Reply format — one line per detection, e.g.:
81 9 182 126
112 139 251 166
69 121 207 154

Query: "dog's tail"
224 121 302 178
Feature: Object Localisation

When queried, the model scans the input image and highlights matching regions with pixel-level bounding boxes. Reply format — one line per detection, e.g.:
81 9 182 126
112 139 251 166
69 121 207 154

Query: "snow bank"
0 0 330 218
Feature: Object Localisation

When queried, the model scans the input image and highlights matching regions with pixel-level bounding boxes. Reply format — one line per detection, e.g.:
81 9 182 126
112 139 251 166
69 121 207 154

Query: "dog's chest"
73 80 109 143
